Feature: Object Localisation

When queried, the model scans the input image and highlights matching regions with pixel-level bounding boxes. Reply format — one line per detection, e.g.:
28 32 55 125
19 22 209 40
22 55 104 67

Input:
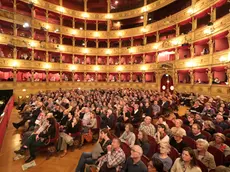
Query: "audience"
12 88 230 171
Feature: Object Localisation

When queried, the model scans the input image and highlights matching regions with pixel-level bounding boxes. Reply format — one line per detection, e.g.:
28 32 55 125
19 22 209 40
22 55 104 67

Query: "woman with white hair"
152 142 173 172
194 139 216 171
171 119 186 136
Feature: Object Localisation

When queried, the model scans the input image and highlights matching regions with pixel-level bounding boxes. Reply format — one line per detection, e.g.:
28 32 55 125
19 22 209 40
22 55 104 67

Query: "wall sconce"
117 31 123 37
153 44 159 50
26 95 30 99
186 61 195 67
219 53 230 62
45 24 50 30
141 27 147 33
29 41 37 48
171 39 180 46
117 66 123 72
129 47 135 54
70 65 76 71
94 32 99 38
12 61 18 68
187 8 194 14
105 14 112 19
18 96 23 99
140 66 147 71
58 45 65 51
162 85 166 90
142 6 148 12
23 22 30 28
82 12 89 18
71 30 77 35
94 66 100 72
83 48 89 54
204 27 214 35
59 6 65 13
22 89 26 92
106 49 111 55
44 63 51 70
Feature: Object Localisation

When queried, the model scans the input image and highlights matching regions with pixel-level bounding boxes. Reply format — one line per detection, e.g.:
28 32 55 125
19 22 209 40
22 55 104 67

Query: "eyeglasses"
131 148 141 154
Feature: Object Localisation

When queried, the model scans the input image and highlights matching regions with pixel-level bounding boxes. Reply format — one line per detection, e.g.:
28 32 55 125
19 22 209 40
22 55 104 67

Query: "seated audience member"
135 130 150 156
79 112 97 148
154 124 169 144
188 123 205 141
148 158 165 172
214 114 229 130
171 147 202 172
131 103 142 124
218 106 229 120
121 145 147 172
81 107 91 126
119 124 136 147
194 139 216 171
143 102 152 117
16 118 56 163
215 165 230 172
203 120 216 135
12 102 43 129
100 109 114 129
115 106 131 137
190 101 203 113
194 113 204 126
59 116 81 157
171 119 186 136
152 142 173 172
96 138 126 172
209 133 230 157
152 100 161 117
160 97 170 115
75 129 111 172
202 103 215 117
184 114 196 127
170 128 187 153
139 116 156 137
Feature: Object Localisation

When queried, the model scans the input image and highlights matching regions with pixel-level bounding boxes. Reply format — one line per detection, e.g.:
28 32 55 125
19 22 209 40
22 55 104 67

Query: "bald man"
121 145 147 172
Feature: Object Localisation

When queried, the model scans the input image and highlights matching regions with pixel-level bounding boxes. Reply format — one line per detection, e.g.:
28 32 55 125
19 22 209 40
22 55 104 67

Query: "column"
227 31 230 48
31 70 34 82
46 71 48 82
60 53 62 63
31 5 35 39
31 48 34 61
190 44 194 58
142 72 145 83
175 48 179 60
46 51 49 62
156 31 159 42
130 72 133 82
13 47 17 59
106 72 109 82
143 54 146 63
192 17 197 31
95 72 98 82
189 70 194 85
176 24 180 36
72 72 74 82
59 0 63 6
227 68 230 84
13 69 17 82
208 38 214 54
107 0 111 32
118 72 121 82
84 0 88 12
84 72 86 82
60 71 62 82
210 6 216 23
207 69 213 85
174 71 178 85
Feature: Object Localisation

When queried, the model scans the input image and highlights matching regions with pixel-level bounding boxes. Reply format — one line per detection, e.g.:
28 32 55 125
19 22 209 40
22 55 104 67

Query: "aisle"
0 108 92 172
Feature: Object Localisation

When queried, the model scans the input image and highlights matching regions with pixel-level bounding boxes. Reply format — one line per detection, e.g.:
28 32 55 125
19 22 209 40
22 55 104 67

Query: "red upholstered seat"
196 159 208 172
141 155 150 167
223 129 230 136
182 136 196 149
147 135 158 158
201 130 212 142
208 146 225 166
168 146 180 162
165 119 175 128
121 142 131 157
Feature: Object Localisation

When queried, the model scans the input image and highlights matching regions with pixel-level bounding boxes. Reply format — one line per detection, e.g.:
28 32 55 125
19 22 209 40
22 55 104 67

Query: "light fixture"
170 86 174 91
70 65 76 71
165 74 169 77
23 22 30 28
167 80 170 83
18 96 23 99
141 66 147 71
26 95 30 98
94 32 99 38
12 61 18 68
140 16 144 19
82 42 85 46
117 66 123 72
142 6 148 12
94 66 100 71
187 8 194 14
153 44 159 49
80 27 83 30
117 31 123 37
158 51 175 56
162 85 166 90
171 39 180 46
219 56 227 62
204 27 214 35
45 24 50 30
115 1 119 5
59 6 65 13
54 28 59 33
44 63 51 69
186 61 195 67
71 30 77 35
141 27 147 33
29 41 37 48
106 49 111 55
22 89 26 92
83 48 89 54
148 18 152 21
105 14 113 19
58 45 65 51
82 12 89 18
129 47 135 54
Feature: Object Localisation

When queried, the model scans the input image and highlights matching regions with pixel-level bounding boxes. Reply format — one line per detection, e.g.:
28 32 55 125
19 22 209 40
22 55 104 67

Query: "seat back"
223 129 230 136
215 125 223 133
196 159 208 172
165 119 175 128
121 142 131 157
49 121 60 144
182 125 192 135
208 146 225 166
201 130 212 142
96 115 101 129
147 135 158 158
182 136 196 149
141 155 150 167
168 146 180 162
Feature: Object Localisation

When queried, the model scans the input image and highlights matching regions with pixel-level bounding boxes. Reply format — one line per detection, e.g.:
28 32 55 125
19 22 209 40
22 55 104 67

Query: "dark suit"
131 109 142 124
161 101 169 114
